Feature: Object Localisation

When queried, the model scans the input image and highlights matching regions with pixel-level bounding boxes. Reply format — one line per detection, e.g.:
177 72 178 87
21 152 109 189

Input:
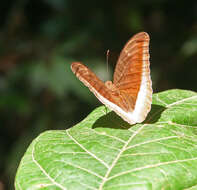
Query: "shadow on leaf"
92 110 131 129
145 104 166 124
92 104 166 129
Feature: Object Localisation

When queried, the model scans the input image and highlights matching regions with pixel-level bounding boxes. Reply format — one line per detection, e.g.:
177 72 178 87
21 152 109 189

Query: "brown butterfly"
71 32 152 124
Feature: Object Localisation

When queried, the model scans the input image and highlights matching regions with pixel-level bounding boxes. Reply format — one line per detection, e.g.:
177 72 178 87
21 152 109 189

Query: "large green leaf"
15 89 197 190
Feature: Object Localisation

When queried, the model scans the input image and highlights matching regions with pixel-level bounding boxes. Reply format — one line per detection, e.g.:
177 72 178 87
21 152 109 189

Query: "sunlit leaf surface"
15 89 197 190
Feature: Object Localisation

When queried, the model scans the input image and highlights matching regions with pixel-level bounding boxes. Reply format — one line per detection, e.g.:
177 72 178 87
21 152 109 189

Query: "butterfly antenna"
106 49 110 78
104 49 110 114
104 49 109 114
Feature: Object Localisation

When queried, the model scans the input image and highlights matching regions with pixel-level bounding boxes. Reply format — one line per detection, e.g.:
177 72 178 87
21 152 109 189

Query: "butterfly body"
71 32 152 124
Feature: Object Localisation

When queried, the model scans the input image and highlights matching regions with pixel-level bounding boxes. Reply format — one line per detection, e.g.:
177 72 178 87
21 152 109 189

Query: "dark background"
0 0 197 189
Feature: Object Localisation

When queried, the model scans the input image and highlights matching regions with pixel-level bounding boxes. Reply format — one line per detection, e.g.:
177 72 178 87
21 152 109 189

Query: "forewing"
113 32 152 122
114 32 150 88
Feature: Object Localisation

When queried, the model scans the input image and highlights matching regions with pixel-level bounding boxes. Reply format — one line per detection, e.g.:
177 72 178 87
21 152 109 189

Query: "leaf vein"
108 157 197 181
31 138 67 190
66 130 109 169
98 124 147 189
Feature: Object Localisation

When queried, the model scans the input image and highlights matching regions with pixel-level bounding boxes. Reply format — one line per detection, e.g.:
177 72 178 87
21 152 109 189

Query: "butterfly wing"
113 32 152 123
71 62 126 110
71 32 152 125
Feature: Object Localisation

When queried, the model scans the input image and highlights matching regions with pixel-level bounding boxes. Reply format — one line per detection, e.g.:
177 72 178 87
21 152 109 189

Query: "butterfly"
71 32 152 124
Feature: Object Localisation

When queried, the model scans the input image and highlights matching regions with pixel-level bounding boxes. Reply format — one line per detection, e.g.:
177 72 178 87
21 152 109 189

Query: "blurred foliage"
0 0 196 189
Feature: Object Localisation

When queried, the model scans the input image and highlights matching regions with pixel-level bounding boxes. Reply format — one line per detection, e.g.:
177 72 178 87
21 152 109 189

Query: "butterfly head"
105 81 117 92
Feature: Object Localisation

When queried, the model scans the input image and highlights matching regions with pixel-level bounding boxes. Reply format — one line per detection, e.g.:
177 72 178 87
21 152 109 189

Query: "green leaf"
15 89 197 190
